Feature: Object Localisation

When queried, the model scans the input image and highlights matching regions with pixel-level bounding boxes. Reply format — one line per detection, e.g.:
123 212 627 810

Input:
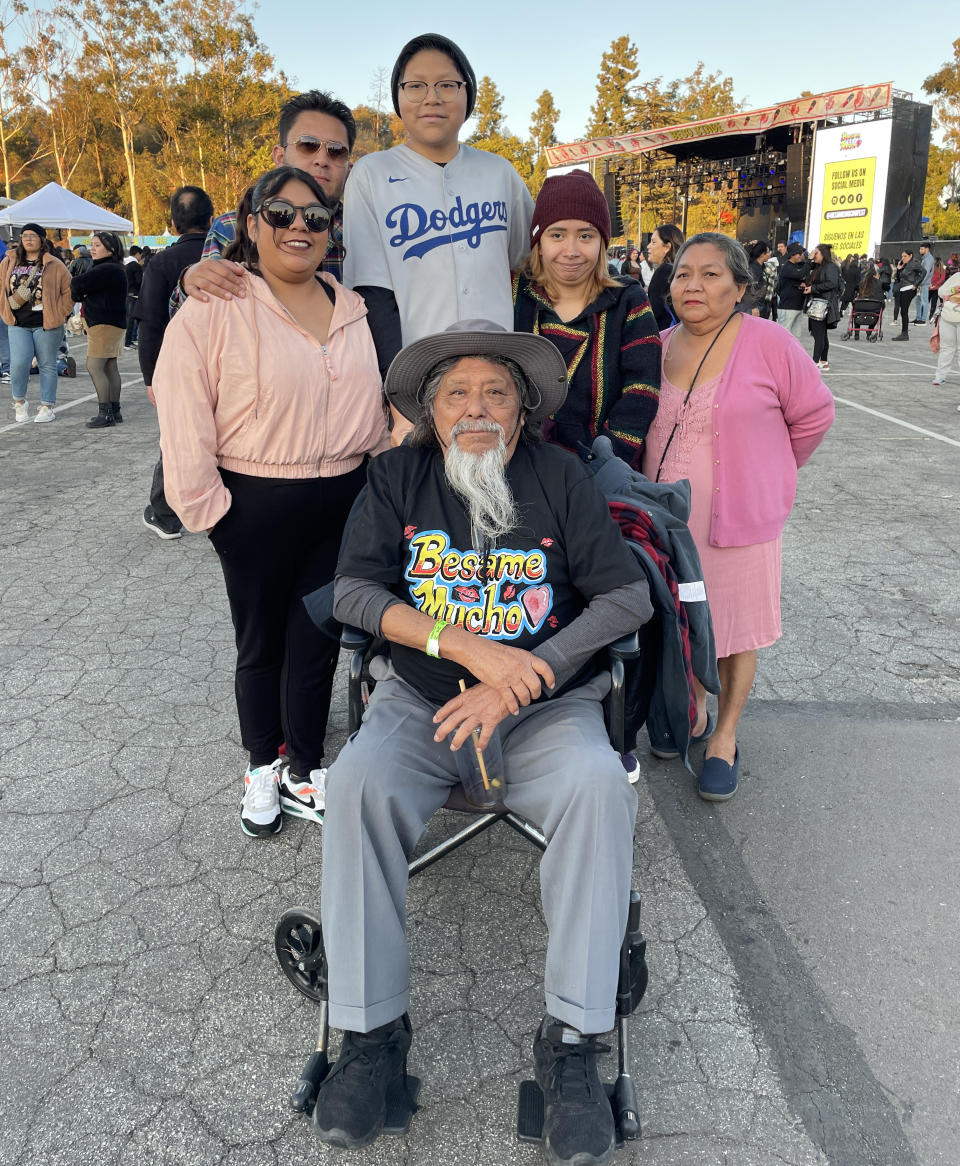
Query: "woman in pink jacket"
154 166 389 838
643 233 834 802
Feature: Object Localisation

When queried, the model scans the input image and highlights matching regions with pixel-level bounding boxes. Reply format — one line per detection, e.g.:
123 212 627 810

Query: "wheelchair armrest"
607 631 641 662
606 629 644 757
342 626 374 733
341 625 373 652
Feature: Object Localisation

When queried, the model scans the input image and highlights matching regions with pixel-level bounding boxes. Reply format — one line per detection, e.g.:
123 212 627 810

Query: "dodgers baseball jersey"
343 143 533 343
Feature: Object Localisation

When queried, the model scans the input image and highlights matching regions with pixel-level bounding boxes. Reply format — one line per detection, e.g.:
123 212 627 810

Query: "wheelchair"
274 625 652 1149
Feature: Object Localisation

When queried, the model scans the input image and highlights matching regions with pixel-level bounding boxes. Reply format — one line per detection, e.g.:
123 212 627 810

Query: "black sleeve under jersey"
355 285 403 379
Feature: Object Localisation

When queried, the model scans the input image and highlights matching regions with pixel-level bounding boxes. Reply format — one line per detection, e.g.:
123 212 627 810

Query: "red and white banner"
544 83 893 168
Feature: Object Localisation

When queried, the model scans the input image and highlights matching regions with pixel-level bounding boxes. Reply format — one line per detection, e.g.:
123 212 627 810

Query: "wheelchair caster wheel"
275 907 327 1001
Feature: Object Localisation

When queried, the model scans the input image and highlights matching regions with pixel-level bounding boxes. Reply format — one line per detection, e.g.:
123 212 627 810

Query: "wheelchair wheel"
275 908 328 1002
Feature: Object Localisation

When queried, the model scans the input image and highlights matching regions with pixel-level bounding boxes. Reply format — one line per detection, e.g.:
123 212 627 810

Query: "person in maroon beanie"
513 170 661 470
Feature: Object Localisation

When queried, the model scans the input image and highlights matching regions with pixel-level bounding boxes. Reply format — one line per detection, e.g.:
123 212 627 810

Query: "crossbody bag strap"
655 312 737 483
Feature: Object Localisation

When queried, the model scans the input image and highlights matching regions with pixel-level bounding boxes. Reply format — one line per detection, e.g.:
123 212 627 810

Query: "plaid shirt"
762 257 779 303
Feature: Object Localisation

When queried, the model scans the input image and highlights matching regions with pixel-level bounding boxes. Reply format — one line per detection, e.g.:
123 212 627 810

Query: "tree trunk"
119 116 140 234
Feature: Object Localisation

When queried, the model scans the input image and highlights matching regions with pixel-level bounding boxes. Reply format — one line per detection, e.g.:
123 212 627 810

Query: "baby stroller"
842 295 884 342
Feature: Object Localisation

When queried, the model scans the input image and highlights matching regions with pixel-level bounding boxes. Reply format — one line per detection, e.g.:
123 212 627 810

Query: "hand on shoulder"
182 258 247 303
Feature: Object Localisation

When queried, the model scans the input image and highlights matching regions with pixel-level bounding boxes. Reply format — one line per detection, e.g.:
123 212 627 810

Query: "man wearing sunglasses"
178 90 355 303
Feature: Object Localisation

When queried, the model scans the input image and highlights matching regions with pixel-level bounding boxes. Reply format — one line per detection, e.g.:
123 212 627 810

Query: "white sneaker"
34 405 56 423
932 377 945 386
278 765 326 824
240 759 283 837
14 400 29 423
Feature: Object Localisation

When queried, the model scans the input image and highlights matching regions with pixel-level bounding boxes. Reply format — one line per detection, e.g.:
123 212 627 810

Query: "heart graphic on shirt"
521 585 551 630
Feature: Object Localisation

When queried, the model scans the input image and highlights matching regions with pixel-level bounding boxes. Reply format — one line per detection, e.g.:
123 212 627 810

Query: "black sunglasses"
256 199 331 233
288 135 350 160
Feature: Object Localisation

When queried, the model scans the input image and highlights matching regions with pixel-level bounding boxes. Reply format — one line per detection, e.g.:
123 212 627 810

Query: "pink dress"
643 353 782 659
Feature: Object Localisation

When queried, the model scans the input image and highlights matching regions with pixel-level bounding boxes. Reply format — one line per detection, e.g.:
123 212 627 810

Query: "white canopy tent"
0 182 132 231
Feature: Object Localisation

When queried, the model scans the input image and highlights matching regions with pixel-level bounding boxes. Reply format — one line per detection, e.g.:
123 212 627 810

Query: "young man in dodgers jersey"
344 33 534 433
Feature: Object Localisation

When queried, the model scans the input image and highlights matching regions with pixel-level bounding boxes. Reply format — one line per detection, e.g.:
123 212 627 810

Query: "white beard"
443 420 519 545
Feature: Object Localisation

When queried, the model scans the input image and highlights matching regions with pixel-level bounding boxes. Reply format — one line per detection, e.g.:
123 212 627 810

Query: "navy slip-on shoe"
698 748 740 802
649 709 716 761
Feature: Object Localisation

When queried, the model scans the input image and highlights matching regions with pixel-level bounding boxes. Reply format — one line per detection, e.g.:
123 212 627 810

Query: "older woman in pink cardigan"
643 233 834 802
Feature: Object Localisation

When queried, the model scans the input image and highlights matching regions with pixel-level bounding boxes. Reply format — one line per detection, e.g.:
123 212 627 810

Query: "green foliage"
528 89 559 195
924 38 960 155
923 142 960 237
466 75 534 190
472 133 533 187
470 75 505 142
584 42 742 242
585 36 638 138
0 0 289 231
352 103 399 160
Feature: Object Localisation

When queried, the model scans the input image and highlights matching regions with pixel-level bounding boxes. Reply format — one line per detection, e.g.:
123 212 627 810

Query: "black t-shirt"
337 441 645 707
10 262 44 328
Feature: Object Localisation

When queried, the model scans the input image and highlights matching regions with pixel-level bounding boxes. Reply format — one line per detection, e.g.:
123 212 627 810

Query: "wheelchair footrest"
383 1075 421 1136
517 1081 629 1144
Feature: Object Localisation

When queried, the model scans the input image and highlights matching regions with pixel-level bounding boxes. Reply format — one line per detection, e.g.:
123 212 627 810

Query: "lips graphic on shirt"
453 585 480 603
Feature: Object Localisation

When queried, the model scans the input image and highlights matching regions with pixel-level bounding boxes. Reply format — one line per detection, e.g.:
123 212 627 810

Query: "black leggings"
810 318 830 363
897 289 916 335
210 465 366 774
87 356 121 404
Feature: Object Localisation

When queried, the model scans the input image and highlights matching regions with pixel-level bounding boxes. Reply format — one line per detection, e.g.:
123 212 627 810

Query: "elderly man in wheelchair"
313 320 653 1166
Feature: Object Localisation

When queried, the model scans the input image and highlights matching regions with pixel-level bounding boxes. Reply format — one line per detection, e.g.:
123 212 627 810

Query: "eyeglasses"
397 80 465 103
287 135 350 161
256 199 331 233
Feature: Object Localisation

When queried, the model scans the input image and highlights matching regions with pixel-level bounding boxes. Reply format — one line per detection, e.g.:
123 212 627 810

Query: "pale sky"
259 1 955 146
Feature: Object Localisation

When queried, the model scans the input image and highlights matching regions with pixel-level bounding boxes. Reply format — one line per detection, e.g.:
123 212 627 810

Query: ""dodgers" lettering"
386 197 508 260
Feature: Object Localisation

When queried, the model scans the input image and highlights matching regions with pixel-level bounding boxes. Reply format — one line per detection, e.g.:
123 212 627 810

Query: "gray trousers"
321 663 637 1036
778 308 806 339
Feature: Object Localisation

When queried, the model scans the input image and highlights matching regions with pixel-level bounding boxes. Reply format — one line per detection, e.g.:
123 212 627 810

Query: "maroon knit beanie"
529 170 611 249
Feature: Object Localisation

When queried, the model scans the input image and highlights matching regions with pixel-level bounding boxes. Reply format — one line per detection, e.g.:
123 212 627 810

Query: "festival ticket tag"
678 580 707 603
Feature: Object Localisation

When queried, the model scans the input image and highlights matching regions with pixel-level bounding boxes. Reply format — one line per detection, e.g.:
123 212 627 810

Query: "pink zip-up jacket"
154 271 389 532
650 314 835 547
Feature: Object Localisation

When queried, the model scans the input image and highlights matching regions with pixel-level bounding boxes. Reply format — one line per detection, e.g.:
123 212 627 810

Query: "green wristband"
425 619 448 659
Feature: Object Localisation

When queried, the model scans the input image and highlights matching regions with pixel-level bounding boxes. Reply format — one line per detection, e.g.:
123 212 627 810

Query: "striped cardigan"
513 273 661 470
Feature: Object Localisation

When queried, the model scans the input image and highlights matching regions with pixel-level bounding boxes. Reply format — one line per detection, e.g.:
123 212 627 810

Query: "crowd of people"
15 31 960 1165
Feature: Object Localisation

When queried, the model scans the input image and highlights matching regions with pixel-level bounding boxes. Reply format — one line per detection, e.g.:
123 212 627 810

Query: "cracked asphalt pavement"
1 327 957 1165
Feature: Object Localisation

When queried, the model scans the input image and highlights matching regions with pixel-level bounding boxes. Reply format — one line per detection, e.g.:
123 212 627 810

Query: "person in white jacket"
932 270 960 395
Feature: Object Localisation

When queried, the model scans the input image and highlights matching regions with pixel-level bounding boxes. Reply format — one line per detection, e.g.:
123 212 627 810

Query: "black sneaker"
534 1018 616 1166
312 1015 414 1149
142 506 183 540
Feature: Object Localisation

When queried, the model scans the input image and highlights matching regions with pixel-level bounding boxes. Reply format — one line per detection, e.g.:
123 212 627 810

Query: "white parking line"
834 395 960 449
0 374 144 435
834 345 938 372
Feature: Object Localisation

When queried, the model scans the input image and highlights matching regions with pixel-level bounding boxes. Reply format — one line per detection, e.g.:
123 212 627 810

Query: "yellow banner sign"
544 83 893 168
817 155 876 256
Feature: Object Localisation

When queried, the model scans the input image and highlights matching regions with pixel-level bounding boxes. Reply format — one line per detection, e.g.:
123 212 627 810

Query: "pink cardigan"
658 314 835 547
154 271 389 532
